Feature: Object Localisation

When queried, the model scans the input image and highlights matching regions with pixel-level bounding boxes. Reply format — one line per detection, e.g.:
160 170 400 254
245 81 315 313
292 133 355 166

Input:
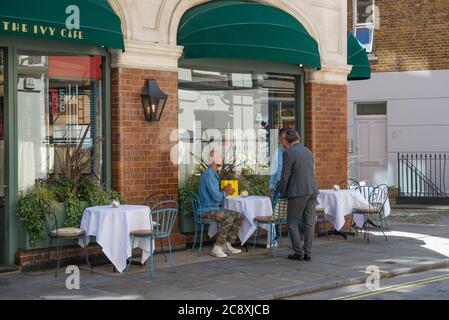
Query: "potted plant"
17 126 123 249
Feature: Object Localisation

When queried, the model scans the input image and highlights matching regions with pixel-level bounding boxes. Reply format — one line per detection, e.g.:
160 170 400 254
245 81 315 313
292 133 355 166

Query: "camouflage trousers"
204 209 244 245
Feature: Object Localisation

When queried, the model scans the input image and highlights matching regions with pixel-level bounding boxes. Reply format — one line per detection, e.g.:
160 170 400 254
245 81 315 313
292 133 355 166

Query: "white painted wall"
348 69 449 187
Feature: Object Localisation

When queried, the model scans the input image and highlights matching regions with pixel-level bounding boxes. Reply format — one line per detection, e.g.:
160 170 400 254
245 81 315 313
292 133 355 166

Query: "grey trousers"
287 194 318 256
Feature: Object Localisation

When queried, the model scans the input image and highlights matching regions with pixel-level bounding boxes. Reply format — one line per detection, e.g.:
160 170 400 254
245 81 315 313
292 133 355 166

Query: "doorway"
355 102 387 184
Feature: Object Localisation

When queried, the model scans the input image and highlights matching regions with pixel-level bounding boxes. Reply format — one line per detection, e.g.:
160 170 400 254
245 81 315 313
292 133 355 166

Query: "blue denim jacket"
269 146 285 189
198 166 226 214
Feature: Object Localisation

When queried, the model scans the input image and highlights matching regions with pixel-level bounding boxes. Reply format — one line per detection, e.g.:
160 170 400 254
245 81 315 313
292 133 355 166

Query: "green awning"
347 32 371 80
177 0 321 68
0 0 124 50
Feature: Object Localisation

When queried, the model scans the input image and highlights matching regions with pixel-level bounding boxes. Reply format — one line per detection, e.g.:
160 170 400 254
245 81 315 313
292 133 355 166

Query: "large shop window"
178 68 298 182
17 52 103 192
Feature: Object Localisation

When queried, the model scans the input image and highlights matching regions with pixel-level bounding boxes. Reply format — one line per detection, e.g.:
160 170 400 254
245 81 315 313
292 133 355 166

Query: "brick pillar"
111 68 186 247
304 83 348 188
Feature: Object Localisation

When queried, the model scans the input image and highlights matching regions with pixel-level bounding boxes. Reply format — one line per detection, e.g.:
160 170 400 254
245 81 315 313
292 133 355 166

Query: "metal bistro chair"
127 200 178 277
339 179 360 190
252 198 289 257
190 191 221 256
40 200 91 277
315 205 330 240
352 185 389 243
338 179 361 235
147 192 172 263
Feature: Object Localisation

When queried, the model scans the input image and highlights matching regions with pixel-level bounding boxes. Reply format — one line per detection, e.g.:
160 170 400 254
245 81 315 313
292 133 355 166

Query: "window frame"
0 35 112 257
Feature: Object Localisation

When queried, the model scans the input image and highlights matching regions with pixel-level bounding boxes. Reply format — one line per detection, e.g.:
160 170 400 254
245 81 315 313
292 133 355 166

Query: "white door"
356 117 387 184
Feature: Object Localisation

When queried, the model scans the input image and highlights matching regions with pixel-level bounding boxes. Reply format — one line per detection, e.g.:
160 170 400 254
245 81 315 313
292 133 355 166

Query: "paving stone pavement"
1 220 449 300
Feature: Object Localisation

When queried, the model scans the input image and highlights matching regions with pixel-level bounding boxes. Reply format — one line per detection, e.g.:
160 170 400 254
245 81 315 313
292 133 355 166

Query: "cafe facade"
0 0 370 266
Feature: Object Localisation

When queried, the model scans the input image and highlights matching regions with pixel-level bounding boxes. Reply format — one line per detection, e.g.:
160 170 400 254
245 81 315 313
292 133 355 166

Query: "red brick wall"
348 0 449 72
111 67 186 247
304 83 348 188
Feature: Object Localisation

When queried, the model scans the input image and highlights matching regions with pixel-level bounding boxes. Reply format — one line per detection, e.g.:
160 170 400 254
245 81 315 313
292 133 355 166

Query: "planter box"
179 207 196 233
25 202 89 250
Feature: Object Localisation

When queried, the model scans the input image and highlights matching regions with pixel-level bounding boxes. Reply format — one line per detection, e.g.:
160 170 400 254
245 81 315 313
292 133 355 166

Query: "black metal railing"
397 153 449 204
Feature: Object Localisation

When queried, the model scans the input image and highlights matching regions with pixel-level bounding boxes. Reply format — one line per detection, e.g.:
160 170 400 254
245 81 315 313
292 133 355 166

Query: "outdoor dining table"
79 205 154 273
208 196 273 245
317 189 370 238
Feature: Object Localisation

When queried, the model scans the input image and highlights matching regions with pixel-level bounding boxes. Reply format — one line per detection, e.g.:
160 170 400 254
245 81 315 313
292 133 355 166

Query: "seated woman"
198 151 244 258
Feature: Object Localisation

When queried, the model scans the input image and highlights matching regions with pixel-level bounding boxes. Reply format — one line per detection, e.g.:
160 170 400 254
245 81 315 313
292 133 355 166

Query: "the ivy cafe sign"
0 5 84 40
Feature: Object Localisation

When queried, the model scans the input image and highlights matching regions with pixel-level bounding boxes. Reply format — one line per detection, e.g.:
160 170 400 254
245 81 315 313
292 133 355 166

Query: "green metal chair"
127 200 178 277
252 198 289 257
190 191 221 256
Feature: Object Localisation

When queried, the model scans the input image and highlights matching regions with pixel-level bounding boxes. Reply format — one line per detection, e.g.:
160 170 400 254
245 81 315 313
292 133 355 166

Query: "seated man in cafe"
198 150 244 258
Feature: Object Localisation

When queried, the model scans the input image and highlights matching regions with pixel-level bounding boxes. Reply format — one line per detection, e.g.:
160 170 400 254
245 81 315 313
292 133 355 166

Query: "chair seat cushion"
130 229 168 237
254 216 275 223
352 207 379 214
315 206 325 213
51 228 84 237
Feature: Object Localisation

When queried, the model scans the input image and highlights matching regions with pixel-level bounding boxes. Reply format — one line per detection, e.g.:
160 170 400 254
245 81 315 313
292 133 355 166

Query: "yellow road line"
331 273 449 300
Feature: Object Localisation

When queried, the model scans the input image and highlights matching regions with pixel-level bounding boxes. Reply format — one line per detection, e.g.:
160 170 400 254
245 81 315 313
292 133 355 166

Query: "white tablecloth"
79 205 154 273
208 196 273 245
317 190 369 231
352 186 391 228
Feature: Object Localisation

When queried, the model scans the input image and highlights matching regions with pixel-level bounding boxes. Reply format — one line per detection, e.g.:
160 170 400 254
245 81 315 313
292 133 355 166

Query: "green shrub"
17 177 124 245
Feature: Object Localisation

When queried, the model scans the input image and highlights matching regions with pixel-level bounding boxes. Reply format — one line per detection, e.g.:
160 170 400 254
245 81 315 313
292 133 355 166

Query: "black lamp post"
141 79 168 121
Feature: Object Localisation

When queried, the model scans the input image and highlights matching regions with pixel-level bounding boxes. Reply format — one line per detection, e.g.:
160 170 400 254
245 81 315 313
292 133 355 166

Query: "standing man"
268 128 289 200
279 129 319 261
198 151 244 258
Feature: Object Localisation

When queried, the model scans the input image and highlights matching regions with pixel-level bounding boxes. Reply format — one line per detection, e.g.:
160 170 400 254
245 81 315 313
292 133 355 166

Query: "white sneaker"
211 244 228 258
266 240 279 248
224 241 242 254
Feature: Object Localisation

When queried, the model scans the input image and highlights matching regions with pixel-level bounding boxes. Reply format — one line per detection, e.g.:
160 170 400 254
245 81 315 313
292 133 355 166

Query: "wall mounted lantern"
141 79 168 121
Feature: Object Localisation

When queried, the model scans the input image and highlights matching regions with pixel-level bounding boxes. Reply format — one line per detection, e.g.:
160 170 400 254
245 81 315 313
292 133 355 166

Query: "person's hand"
268 188 275 198
223 184 235 196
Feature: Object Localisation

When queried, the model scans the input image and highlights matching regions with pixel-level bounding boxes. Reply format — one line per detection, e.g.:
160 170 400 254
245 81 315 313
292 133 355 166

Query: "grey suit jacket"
279 142 319 199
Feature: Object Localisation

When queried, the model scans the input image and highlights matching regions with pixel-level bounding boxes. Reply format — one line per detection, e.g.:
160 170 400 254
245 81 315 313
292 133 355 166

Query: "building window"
178 68 299 182
17 52 103 192
356 102 387 116
354 0 375 53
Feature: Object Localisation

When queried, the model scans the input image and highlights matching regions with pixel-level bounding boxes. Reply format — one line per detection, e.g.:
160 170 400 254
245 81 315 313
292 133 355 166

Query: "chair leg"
55 239 62 278
126 236 136 273
46 238 53 271
84 236 92 273
271 224 276 258
167 237 176 273
252 223 260 255
379 214 388 241
160 238 168 262
192 223 198 252
149 237 154 277
198 224 204 257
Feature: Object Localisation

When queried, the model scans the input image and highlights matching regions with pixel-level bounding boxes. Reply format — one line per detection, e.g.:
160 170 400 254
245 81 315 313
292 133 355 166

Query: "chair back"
368 185 389 213
39 200 57 237
151 200 178 238
358 185 372 200
339 179 360 190
272 198 288 225
146 192 171 210
189 191 202 223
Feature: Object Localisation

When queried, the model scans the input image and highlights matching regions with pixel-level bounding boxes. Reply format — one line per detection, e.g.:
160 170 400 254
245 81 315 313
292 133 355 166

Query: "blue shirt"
198 166 226 214
269 146 285 189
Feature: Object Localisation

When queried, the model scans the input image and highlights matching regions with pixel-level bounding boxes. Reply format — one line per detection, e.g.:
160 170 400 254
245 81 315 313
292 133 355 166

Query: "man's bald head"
208 150 224 168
